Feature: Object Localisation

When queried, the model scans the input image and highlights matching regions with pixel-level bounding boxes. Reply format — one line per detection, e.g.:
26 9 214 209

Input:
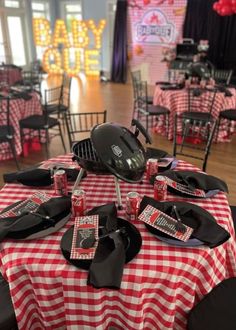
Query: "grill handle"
131 119 152 144
72 168 86 193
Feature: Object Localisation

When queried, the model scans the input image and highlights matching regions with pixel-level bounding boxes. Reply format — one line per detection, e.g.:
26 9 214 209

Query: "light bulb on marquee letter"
63 48 81 76
84 49 100 76
33 18 51 46
71 20 89 48
42 48 63 74
87 19 106 49
53 19 70 48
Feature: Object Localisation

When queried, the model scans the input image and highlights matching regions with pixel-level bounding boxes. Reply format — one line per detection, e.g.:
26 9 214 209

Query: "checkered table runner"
153 86 236 142
0 92 42 160
0 154 235 330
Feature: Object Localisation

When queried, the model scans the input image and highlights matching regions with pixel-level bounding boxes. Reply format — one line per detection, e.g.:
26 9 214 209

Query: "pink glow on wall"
127 0 187 84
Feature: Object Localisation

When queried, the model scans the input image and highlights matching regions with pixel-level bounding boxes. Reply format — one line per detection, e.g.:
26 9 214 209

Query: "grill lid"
90 122 146 182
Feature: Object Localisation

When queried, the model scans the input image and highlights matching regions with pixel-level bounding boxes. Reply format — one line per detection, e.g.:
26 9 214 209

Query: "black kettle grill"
72 119 152 208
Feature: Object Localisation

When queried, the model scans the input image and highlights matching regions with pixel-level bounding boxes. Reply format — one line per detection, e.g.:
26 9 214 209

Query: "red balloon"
213 2 220 10
219 0 231 4
221 5 233 15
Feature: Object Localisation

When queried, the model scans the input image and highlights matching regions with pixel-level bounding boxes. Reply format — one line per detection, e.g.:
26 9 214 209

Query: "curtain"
183 0 236 73
111 0 128 83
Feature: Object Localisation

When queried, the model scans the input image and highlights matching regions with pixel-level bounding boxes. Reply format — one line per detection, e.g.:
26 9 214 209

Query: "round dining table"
0 154 235 330
0 66 22 86
153 85 236 142
0 91 42 161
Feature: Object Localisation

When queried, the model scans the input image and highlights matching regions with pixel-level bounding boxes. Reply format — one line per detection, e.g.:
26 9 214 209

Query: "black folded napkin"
155 81 171 85
146 147 169 160
140 196 230 248
12 92 32 100
87 232 126 289
0 196 71 241
86 203 126 289
150 170 228 197
215 84 233 97
160 83 184 90
3 167 85 186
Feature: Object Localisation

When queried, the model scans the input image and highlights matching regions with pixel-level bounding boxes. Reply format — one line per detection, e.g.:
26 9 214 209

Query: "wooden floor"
1 74 236 204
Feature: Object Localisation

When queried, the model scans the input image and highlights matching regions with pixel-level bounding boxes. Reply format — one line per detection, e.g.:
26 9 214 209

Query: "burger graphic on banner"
135 9 175 44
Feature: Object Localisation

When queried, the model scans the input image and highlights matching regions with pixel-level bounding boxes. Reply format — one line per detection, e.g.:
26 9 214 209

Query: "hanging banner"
127 0 187 84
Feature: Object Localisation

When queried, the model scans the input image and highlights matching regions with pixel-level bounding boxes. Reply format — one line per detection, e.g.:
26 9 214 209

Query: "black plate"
143 201 215 247
0 200 71 240
60 218 142 270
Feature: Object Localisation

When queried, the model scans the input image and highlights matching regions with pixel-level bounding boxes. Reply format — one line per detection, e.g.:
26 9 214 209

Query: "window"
4 0 20 8
32 1 49 20
60 1 83 68
63 2 82 32
32 3 45 11
32 1 50 60
0 0 29 66
0 20 5 63
7 16 26 65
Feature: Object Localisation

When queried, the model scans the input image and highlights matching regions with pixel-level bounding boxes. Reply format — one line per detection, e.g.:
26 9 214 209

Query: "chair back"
21 70 41 93
187 277 236 330
131 70 141 100
187 87 217 118
43 86 62 124
62 73 72 90
212 69 233 85
0 97 11 138
131 70 141 83
136 80 148 111
61 74 72 108
173 113 217 172
168 69 185 84
44 86 62 108
65 110 107 148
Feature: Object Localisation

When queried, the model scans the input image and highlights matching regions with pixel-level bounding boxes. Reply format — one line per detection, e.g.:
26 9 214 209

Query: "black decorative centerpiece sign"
0 192 51 218
138 205 194 242
164 177 206 197
70 215 99 260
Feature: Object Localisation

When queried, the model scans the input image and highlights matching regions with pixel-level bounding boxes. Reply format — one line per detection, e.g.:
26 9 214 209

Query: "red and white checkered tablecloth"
0 154 236 330
153 86 236 142
0 67 22 86
0 92 42 161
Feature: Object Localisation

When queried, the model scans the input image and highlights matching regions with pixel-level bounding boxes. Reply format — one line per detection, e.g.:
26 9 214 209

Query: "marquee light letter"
33 18 51 46
87 19 106 49
42 48 63 74
71 20 89 48
63 48 81 76
53 19 70 48
84 49 100 76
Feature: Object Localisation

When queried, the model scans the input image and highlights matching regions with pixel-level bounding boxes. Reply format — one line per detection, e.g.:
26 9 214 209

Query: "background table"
0 66 22 86
153 86 236 142
0 154 236 330
0 92 42 161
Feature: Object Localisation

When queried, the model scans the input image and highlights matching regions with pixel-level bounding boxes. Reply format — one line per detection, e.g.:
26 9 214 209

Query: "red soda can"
146 158 158 180
126 192 140 221
71 190 86 217
154 175 167 201
54 170 68 196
